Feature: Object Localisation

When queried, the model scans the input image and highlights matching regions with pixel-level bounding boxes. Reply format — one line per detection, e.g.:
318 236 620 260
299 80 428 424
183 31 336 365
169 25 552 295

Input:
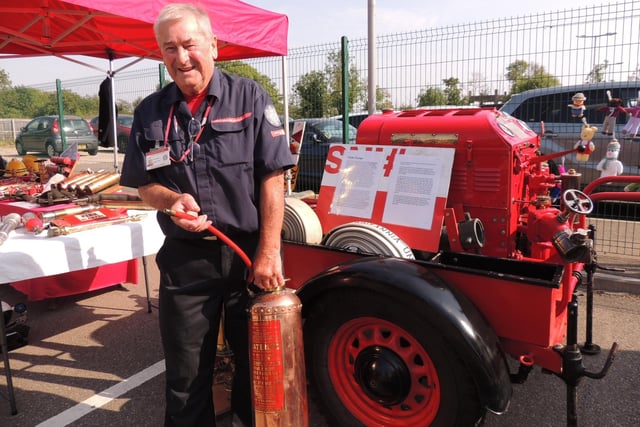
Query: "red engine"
355 108 590 263
281 107 616 427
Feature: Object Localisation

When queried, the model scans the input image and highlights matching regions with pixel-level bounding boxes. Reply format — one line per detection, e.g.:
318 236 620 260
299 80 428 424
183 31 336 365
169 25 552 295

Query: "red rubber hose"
162 209 253 270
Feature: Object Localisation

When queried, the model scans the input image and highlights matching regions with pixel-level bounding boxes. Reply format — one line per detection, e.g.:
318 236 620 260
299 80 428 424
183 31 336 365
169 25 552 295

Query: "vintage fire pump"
279 108 635 426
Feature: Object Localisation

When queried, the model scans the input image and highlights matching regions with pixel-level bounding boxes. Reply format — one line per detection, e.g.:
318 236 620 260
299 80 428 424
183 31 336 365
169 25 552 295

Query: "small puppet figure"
574 122 598 162
622 106 640 139
596 139 624 178
596 95 627 136
568 92 586 118
622 93 640 139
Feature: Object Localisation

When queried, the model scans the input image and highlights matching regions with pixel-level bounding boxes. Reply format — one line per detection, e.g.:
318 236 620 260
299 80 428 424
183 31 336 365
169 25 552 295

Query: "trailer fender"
297 256 512 414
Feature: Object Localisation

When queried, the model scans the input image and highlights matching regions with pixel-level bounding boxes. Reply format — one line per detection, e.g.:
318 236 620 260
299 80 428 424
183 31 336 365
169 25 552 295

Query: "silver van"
500 82 640 186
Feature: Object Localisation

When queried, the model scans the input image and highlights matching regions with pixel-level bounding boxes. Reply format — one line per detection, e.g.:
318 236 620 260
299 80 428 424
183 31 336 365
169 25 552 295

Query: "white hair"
154 3 214 42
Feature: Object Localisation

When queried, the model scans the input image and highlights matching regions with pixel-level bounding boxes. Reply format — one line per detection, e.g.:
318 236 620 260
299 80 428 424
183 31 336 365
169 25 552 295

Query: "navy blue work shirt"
119 70 294 239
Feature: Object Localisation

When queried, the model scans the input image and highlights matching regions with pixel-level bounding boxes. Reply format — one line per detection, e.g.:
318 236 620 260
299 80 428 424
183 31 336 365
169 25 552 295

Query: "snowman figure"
596 139 624 178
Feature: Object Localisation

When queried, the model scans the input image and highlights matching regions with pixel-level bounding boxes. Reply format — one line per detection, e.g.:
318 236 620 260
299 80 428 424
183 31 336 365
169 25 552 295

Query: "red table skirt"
10 259 139 301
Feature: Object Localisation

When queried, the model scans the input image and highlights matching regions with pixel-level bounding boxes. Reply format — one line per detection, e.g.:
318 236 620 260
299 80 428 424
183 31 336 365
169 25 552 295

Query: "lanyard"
163 97 214 163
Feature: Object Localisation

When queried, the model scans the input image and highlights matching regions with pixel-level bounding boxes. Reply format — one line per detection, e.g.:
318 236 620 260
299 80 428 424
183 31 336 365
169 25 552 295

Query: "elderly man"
120 3 294 426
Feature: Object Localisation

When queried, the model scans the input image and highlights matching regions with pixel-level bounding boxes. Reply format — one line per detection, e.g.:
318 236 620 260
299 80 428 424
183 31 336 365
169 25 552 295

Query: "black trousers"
156 236 258 427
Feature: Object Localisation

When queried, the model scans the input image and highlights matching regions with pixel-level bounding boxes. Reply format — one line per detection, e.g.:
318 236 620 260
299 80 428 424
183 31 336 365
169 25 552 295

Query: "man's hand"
252 249 285 291
169 193 211 232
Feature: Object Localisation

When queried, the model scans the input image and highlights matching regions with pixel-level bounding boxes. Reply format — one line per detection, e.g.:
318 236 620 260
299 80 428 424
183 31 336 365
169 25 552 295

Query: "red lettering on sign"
250 320 285 412
383 148 399 177
325 145 346 174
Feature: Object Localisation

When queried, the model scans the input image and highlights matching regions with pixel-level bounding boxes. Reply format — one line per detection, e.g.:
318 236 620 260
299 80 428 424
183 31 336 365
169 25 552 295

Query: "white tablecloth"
0 210 164 283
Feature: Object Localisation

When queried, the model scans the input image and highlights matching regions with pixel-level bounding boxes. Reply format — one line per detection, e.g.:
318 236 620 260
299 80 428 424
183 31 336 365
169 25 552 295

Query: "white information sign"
382 154 442 229
329 149 385 218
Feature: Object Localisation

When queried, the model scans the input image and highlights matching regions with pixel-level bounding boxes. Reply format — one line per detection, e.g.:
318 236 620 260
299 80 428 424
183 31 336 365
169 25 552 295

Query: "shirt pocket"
210 117 251 165
142 120 167 151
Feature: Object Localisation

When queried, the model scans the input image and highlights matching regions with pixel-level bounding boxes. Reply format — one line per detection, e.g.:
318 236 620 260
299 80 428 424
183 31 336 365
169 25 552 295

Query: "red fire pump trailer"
280 108 638 427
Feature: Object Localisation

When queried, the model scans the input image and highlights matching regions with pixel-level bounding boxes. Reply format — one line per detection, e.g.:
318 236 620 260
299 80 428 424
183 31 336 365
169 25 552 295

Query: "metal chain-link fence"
7 0 640 256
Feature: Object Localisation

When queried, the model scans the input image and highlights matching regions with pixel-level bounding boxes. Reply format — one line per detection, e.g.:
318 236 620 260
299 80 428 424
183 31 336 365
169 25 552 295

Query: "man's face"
157 15 217 97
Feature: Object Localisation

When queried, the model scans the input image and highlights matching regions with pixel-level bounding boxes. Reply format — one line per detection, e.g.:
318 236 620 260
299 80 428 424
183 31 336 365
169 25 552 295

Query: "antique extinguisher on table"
163 209 309 426
248 287 308 427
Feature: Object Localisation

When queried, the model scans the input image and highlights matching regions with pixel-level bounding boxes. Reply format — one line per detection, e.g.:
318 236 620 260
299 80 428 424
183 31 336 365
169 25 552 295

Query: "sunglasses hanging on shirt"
187 117 201 162
164 98 214 163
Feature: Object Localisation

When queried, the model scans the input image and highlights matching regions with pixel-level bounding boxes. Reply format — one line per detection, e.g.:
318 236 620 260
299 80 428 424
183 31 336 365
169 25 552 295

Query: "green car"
15 115 99 157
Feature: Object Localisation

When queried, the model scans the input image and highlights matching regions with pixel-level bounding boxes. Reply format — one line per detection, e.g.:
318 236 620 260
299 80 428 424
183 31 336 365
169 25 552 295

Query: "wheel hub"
354 345 411 406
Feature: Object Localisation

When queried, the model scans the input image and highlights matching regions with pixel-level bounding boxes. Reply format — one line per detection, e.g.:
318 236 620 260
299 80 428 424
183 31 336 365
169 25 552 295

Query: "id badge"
145 146 171 170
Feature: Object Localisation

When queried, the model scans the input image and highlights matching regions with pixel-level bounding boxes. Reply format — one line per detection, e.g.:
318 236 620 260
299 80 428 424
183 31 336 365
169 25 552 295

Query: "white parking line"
35 360 165 427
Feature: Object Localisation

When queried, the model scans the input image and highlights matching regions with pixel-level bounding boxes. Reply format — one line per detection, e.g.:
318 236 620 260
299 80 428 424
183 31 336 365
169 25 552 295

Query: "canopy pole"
368 0 376 115
55 79 67 151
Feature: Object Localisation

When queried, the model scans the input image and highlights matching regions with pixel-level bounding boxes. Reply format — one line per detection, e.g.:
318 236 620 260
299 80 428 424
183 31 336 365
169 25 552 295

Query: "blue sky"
1 0 605 86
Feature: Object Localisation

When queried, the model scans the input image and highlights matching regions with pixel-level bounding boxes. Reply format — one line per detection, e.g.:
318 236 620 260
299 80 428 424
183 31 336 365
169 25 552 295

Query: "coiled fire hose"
321 221 416 259
281 197 415 259
282 197 322 244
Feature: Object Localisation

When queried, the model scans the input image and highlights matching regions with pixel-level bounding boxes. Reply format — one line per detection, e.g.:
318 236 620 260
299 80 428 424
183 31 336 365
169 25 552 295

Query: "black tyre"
87 148 98 156
15 140 26 155
45 142 58 158
304 289 483 427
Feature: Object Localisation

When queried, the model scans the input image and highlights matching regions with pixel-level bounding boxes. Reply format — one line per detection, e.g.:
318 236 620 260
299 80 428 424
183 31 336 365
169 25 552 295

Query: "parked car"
290 118 358 193
89 114 134 152
332 111 382 129
15 115 99 157
500 81 640 185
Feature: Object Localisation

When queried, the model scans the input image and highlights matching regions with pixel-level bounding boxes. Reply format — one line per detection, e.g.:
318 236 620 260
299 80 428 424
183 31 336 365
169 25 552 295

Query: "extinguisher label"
250 319 285 412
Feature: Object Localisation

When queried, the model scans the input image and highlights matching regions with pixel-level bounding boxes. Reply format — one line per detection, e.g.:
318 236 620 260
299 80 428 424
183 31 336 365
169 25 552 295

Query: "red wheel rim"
328 316 441 426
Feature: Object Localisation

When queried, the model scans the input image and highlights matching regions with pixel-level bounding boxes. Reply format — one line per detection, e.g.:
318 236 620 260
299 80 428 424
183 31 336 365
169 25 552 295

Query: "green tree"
34 90 99 118
0 86 49 117
325 51 366 116
397 103 415 111
416 87 447 106
506 60 560 94
289 51 368 118
0 69 11 90
292 71 327 118
364 86 394 111
443 77 467 105
217 61 283 113
116 100 135 115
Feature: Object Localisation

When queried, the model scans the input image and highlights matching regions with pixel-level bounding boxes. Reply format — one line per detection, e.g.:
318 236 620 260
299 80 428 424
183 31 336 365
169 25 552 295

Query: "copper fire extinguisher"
248 287 309 427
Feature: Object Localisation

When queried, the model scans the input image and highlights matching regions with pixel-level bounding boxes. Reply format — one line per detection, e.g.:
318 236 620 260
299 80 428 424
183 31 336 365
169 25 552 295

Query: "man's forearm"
138 183 182 211
258 170 286 253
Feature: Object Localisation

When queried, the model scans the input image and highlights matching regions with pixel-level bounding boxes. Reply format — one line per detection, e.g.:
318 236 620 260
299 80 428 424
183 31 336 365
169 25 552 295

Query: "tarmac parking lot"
0 263 638 426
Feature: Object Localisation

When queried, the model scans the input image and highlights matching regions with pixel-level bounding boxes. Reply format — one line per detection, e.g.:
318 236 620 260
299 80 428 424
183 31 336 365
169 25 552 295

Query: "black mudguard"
297 256 512 414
